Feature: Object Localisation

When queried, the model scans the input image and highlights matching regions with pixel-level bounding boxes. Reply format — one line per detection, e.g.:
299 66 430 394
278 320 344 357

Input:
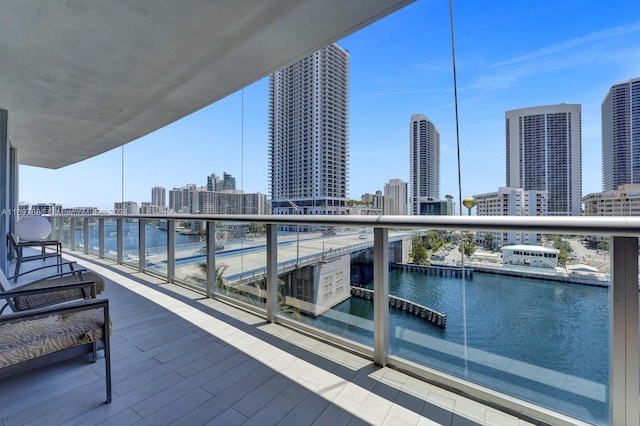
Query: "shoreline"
404 262 610 288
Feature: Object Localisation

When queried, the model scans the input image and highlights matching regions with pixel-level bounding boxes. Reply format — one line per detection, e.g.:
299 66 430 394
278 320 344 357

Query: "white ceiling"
0 0 413 169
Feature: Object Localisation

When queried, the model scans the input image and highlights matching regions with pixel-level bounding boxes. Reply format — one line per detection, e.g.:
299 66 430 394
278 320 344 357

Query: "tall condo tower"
151 186 166 207
409 114 440 215
269 43 349 215
602 77 640 191
505 104 582 216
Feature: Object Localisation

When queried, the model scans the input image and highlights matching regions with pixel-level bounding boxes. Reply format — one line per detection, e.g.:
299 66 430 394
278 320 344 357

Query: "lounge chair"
0 278 111 403
7 232 62 282
0 262 106 315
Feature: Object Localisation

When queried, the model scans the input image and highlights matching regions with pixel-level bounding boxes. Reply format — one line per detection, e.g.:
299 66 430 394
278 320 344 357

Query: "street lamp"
284 198 300 267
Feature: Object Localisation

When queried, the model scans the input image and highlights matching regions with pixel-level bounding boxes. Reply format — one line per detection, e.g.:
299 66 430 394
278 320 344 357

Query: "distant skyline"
18 1 640 211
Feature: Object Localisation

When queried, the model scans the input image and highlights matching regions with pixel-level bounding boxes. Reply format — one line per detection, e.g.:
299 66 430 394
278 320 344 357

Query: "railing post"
98 218 105 259
167 219 175 283
206 221 216 298
610 236 639 426
138 219 146 272
83 217 89 254
373 227 389 367
266 223 278 322
116 218 123 264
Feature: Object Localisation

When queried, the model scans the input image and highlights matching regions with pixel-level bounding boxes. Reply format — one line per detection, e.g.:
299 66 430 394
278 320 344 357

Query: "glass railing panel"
388 230 610 425
143 219 169 275
276 224 375 348
86 217 100 255
102 218 119 261
208 221 267 309
121 218 140 267
171 219 207 285
53 216 73 249
73 218 85 251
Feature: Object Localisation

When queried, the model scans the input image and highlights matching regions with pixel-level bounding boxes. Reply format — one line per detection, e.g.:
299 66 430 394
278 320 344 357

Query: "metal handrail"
51 213 640 235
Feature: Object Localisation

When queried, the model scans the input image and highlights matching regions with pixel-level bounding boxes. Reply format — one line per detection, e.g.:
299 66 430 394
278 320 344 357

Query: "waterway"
301 268 609 425
74 221 201 253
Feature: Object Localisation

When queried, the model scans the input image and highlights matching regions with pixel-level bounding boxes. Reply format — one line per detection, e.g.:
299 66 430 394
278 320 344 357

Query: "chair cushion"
0 309 105 368
14 272 106 311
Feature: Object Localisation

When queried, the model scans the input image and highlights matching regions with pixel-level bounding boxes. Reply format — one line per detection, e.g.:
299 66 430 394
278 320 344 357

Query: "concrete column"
373 227 389 367
266 224 278 322
206 221 216 298
0 110 8 273
610 236 639 425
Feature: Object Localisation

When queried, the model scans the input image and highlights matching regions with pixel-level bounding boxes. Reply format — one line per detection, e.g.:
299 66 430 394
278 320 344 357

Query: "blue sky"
19 0 640 211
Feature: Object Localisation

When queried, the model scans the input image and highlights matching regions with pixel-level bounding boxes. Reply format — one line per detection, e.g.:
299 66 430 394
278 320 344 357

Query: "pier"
350 286 446 327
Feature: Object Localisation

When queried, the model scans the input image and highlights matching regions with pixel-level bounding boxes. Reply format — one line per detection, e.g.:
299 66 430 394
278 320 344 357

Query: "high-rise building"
269 43 349 215
505 104 582 216
168 188 183 213
602 78 640 191
383 179 408 215
222 172 236 191
207 172 237 191
151 186 166 207
410 114 440 215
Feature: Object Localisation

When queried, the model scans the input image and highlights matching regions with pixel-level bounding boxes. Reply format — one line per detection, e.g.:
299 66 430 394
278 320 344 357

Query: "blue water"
301 269 610 424
74 221 201 253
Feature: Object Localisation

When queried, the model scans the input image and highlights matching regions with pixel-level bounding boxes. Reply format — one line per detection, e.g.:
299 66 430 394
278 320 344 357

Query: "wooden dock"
350 286 446 327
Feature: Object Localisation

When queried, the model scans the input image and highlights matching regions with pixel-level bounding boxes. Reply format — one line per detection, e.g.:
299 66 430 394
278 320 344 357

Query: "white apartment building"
410 114 440 215
140 202 160 215
114 201 139 215
474 187 548 248
602 77 640 191
193 190 267 215
506 104 582 216
384 178 408 215
583 184 640 216
269 43 349 215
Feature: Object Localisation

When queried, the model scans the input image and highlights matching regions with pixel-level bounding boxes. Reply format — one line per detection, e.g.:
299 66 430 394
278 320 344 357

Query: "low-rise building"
501 244 559 269
474 187 547 249
583 184 640 216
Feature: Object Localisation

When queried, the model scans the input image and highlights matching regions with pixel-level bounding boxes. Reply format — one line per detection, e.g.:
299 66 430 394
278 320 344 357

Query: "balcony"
2 236 529 425
3 213 636 425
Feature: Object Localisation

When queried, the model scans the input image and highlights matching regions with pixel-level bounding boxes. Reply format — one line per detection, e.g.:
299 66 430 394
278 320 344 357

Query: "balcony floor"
1 253 534 426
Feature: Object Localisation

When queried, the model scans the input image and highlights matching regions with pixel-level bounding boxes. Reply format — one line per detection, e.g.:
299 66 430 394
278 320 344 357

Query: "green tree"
410 236 429 265
484 232 494 249
424 230 445 252
550 235 572 265
248 222 265 236
458 232 476 256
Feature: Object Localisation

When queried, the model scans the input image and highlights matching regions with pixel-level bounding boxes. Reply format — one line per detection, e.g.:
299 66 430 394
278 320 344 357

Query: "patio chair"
0 279 111 403
7 232 62 282
0 263 106 315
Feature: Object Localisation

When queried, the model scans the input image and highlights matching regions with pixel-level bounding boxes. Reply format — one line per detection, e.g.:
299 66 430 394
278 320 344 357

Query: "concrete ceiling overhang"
0 0 413 169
